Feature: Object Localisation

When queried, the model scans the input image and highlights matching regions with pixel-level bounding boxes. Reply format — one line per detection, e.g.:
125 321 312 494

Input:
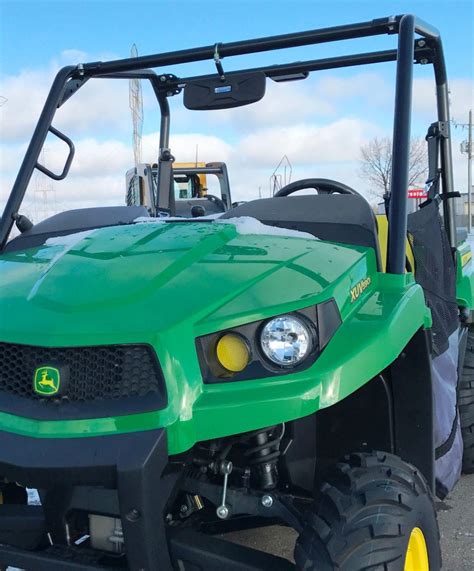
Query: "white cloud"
68 139 132 177
142 132 233 164
235 118 381 168
0 137 132 184
0 134 134 223
317 72 393 106
0 68 52 142
0 142 27 175
0 50 131 144
413 77 474 122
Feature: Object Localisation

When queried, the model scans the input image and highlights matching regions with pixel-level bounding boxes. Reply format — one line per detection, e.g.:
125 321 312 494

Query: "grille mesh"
0 342 163 403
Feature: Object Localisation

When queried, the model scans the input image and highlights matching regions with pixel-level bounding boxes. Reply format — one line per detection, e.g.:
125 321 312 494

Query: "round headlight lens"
260 315 312 366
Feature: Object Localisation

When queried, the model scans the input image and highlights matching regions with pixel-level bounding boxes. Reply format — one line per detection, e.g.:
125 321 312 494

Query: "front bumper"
0 428 173 570
0 430 298 571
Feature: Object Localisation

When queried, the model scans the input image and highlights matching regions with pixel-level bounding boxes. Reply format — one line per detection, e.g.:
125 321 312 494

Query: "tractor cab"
126 161 232 217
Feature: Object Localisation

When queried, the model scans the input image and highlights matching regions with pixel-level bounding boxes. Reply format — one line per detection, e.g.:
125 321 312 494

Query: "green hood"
0 220 431 453
0 221 370 347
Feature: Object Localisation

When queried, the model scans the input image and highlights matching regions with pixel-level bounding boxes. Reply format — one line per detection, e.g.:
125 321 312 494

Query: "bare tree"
359 137 428 199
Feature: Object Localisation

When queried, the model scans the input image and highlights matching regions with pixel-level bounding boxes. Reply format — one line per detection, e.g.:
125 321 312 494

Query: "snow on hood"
134 215 316 240
216 217 317 240
134 213 222 223
45 229 97 247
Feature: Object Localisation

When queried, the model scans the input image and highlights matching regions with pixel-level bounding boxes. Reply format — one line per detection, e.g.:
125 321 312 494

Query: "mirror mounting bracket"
214 43 225 80
155 74 182 97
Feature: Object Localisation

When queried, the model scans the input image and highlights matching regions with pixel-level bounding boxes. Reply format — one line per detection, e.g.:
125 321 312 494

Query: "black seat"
221 195 381 267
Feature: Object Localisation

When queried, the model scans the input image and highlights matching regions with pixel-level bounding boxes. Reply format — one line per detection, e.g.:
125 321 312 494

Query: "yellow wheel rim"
404 527 429 571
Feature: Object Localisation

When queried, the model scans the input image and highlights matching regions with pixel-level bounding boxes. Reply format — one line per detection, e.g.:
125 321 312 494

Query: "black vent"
0 342 167 420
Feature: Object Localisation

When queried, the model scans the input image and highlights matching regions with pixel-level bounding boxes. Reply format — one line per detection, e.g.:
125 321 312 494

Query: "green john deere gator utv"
0 14 473 571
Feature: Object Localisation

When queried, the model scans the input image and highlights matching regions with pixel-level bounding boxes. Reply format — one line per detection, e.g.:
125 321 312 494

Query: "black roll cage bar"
0 14 456 274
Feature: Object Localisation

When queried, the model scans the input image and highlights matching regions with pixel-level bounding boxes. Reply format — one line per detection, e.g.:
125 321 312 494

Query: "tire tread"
294 451 441 571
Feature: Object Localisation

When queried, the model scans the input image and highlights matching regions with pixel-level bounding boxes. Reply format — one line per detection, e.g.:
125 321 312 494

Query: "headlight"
260 315 313 366
196 302 340 383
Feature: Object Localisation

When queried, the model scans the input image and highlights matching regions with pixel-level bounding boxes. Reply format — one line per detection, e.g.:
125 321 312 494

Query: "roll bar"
0 14 456 273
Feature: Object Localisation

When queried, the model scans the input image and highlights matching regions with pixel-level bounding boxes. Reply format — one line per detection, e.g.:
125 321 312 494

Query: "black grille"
0 342 167 420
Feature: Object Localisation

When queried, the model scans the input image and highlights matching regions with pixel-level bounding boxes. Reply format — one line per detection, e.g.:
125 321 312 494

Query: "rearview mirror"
184 72 266 110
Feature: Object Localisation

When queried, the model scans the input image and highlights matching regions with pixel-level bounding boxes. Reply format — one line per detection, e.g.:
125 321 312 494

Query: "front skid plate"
0 428 172 570
0 529 296 570
0 429 297 570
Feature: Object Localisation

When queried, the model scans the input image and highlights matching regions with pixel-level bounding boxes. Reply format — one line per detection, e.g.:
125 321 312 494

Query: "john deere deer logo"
34 367 60 396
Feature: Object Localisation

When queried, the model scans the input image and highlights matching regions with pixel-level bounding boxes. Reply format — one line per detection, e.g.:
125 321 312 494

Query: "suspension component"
216 460 232 519
243 425 284 490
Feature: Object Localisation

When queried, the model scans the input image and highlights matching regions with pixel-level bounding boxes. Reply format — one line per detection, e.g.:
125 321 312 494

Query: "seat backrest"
221 195 381 267
376 214 415 272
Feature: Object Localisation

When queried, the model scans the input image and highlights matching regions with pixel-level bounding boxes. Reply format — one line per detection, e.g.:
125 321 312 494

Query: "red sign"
408 188 427 199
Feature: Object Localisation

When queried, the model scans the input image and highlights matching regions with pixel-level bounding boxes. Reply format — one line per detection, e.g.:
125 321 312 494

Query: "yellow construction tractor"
126 161 232 217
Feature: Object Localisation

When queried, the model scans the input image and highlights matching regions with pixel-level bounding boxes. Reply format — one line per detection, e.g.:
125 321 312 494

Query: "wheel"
294 451 441 571
460 328 474 473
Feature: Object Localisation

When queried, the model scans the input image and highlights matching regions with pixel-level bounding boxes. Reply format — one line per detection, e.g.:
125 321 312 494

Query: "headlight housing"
260 315 313 366
196 301 341 384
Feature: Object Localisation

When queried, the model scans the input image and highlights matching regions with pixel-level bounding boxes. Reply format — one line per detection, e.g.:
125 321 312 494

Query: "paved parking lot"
229 474 474 570
437 474 474 570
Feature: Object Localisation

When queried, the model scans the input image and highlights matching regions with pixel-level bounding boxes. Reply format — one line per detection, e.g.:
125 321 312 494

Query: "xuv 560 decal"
350 277 372 303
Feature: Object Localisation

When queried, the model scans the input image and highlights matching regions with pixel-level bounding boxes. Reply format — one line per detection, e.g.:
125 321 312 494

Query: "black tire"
460 328 474 474
294 451 441 571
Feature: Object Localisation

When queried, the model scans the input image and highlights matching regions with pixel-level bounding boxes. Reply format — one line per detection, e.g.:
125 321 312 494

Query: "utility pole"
468 109 472 233
458 110 473 232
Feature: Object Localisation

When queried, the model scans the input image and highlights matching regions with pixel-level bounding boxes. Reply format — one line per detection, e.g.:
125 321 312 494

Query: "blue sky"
1 1 472 77
0 0 473 215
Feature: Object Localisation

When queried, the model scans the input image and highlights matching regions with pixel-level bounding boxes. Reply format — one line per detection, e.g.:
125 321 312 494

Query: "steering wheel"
206 194 227 212
274 178 361 197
